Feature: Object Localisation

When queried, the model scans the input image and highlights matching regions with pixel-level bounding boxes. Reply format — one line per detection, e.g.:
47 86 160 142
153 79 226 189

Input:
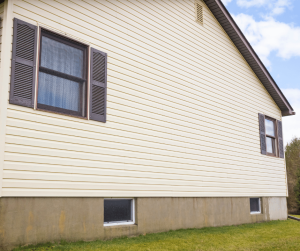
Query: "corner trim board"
0 0 14 197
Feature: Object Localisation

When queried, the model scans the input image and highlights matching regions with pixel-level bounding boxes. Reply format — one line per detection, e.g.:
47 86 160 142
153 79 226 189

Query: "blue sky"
222 0 300 145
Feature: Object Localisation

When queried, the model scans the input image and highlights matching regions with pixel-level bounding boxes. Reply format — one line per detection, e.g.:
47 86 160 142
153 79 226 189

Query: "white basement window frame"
250 198 261 214
103 198 135 227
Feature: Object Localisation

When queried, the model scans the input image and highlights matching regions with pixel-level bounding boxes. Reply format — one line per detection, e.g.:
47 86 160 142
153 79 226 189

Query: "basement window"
104 199 135 226
250 198 261 214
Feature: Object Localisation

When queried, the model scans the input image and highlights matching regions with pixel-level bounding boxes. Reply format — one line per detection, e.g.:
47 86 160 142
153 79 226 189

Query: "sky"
221 0 300 145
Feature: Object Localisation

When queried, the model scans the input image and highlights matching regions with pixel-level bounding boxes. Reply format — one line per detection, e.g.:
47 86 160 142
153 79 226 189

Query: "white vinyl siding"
2 0 285 197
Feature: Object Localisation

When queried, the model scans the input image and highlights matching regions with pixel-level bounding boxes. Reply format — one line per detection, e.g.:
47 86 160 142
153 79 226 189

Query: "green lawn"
14 219 300 251
290 215 300 218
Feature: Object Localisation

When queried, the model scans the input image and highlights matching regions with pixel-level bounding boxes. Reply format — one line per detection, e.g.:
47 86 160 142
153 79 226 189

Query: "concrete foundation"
0 197 287 250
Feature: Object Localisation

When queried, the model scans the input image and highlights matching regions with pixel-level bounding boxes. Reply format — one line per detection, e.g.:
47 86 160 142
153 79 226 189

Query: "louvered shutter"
9 18 37 108
277 120 284 158
89 48 107 122
258 113 266 155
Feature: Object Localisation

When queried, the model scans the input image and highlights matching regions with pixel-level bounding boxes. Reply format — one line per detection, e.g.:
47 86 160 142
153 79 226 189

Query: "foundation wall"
0 196 287 250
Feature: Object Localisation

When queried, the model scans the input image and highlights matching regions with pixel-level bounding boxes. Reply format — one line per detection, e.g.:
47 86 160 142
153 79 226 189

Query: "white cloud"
237 0 272 7
282 89 300 145
232 13 300 66
228 1 299 145
221 0 233 5
236 0 291 16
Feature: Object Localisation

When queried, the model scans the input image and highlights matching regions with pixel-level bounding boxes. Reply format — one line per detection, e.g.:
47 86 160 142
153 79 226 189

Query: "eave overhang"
204 0 295 117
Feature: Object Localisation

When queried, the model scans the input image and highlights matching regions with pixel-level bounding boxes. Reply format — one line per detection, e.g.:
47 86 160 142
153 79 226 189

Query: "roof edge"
204 0 295 117
282 110 296 116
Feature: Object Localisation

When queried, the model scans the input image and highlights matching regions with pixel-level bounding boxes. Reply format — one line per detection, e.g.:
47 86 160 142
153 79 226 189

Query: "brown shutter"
277 120 284 158
9 18 37 108
89 48 107 122
258 113 266 155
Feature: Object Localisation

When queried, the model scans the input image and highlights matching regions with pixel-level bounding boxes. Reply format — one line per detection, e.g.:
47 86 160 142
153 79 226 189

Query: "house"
0 0 295 249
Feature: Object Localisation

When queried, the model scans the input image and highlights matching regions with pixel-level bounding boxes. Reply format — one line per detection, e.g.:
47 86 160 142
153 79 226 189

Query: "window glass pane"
38 72 81 112
104 199 132 223
41 36 83 78
266 137 274 154
250 198 260 212
265 119 275 136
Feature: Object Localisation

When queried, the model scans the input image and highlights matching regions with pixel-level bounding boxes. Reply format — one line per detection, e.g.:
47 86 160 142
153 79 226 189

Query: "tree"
286 137 300 213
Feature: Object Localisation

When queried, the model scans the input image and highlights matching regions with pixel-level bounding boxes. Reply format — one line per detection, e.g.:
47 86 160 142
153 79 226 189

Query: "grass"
13 219 300 251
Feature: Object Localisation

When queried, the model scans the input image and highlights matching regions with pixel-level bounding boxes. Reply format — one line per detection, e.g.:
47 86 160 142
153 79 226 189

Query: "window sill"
36 107 88 120
104 222 135 227
250 212 261 215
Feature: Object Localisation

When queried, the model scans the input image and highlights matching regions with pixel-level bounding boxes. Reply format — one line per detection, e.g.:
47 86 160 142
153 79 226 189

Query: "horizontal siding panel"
5 135 285 170
5 150 285 177
63 0 249 66
108 60 280 116
5 119 286 172
2 180 285 193
12 1 281 111
108 64 280 119
3 162 285 182
2 0 286 197
1 188 286 197
4 144 284 171
125 0 244 60
4 147 285 179
156 1 242 56
108 88 260 134
2 171 286 189
108 73 272 121
108 103 260 140
5 124 269 160
6 116 261 153
7 109 278 156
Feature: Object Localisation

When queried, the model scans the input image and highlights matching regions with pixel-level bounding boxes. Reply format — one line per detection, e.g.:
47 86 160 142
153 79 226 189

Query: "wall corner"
0 0 14 197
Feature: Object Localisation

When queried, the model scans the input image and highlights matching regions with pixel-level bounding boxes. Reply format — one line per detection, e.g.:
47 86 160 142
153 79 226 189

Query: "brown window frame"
36 28 89 118
265 116 278 157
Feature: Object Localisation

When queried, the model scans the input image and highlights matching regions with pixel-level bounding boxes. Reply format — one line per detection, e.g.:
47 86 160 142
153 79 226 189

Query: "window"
104 199 135 226
265 117 277 156
258 113 284 158
250 198 261 214
37 30 87 117
10 18 107 123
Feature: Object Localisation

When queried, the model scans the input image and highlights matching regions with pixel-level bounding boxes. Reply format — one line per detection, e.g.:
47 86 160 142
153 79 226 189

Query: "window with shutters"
37 30 88 117
265 117 277 156
258 113 284 158
10 18 107 123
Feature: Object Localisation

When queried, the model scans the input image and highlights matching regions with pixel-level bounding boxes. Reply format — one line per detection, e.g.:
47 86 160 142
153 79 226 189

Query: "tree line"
286 137 300 214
